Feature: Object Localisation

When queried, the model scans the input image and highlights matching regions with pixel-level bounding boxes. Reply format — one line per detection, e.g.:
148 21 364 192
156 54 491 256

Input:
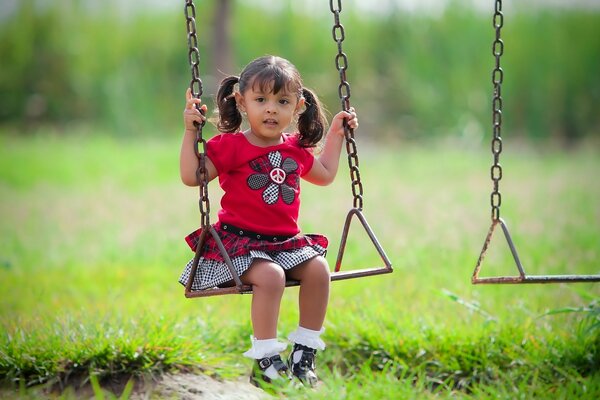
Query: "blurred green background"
1 0 599 144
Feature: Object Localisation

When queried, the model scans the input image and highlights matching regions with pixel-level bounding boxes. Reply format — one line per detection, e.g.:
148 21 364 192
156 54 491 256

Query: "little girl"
178 55 358 388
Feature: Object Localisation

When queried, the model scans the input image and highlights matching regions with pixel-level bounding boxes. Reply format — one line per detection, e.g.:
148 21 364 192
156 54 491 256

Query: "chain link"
185 0 210 228
329 0 364 210
490 0 504 221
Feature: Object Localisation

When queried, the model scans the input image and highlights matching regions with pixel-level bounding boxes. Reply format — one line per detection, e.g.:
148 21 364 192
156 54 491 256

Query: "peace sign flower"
247 151 299 205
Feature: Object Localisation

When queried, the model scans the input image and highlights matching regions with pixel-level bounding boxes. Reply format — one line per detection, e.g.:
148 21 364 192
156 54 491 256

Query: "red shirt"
207 132 315 236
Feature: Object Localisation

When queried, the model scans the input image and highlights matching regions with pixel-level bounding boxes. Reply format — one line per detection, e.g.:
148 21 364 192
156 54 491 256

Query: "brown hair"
215 55 327 147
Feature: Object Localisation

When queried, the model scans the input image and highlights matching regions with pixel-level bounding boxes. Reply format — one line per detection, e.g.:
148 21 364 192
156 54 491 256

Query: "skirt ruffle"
179 224 328 291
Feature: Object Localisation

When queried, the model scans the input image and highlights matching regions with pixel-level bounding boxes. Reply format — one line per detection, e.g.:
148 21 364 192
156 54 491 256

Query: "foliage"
0 1 599 141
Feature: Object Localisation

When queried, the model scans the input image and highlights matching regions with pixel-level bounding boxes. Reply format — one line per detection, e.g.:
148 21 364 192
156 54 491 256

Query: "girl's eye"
279 99 290 105
256 97 265 102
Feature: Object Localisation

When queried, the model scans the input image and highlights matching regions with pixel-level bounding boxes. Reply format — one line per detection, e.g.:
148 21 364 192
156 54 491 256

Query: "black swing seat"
185 208 393 298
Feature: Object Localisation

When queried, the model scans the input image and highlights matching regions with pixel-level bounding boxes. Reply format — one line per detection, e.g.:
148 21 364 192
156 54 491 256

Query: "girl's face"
235 80 304 147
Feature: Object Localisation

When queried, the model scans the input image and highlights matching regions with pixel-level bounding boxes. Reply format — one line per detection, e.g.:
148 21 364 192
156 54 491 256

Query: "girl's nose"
266 102 276 114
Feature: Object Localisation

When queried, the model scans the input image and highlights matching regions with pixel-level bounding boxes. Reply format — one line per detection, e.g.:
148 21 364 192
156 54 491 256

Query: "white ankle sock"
243 336 287 359
288 326 326 353
243 336 287 380
263 363 282 380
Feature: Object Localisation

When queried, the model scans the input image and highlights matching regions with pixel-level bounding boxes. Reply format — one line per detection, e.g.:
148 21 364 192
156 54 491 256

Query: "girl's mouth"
263 119 278 126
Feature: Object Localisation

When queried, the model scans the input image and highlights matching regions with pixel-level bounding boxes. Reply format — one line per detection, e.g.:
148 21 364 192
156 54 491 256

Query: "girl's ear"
234 92 245 112
295 97 306 114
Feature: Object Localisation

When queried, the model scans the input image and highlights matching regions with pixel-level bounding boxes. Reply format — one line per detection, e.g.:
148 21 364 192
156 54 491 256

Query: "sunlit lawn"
0 132 599 398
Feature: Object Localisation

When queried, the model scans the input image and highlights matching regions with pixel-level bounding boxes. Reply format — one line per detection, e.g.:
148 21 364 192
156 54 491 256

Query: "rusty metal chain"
490 0 504 221
185 0 210 228
329 0 364 210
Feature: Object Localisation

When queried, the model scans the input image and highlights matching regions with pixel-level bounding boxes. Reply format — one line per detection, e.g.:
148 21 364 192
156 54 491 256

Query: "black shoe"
288 343 318 387
249 354 292 387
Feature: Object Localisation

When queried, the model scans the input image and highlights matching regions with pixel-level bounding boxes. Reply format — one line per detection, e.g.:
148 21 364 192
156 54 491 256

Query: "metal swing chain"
330 0 364 211
185 0 211 228
490 0 504 222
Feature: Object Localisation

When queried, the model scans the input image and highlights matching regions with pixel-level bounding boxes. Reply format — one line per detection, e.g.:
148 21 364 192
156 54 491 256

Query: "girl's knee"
306 257 331 284
249 262 286 293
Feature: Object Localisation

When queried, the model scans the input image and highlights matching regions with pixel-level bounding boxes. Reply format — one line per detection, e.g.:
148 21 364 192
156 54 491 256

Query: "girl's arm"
303 108 358 186
180 88 218 186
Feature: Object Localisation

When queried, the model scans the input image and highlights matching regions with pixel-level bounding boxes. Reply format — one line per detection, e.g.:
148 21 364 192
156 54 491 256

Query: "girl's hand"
184 88 208 132
328 107 358 138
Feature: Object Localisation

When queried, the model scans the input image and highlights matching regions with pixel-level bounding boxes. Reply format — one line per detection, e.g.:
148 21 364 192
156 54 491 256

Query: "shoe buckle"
258 357 272 369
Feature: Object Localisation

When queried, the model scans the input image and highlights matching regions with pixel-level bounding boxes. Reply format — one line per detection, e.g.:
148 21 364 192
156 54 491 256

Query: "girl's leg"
285 256 330 387
242 260 291 384
285 256 331 330
241 259 287 339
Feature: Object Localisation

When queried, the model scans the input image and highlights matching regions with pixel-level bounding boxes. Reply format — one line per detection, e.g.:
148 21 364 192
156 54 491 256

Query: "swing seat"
185 208 393 298
185 267 393 298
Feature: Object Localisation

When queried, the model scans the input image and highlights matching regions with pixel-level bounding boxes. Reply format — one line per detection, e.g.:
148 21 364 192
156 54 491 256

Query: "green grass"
1 132 599 398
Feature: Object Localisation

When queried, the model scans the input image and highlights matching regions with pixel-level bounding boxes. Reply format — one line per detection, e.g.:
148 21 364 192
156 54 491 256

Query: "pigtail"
216 76 242 133
297 88 327 147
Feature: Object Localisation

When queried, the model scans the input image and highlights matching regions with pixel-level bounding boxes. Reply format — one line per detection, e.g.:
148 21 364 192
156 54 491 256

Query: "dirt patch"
1 373 271 400
131 373 271 400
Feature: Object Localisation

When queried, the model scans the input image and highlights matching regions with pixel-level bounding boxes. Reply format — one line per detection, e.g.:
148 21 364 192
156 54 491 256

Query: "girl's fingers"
186 98 202 110
185 88 196 107
344 109 358 128
185 88 204 109
184 104 207 120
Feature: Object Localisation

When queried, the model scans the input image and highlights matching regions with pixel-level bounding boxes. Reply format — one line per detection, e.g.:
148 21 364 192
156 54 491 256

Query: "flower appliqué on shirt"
247 151 300 205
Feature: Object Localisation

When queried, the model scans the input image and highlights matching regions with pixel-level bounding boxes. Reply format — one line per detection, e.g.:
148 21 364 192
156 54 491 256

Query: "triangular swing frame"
333 207 393 278
472 218 600 284
185 208 393 298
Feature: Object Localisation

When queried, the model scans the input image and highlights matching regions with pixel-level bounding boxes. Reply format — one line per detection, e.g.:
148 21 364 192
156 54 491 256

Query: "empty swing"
472 0 600 284
183 0 393 298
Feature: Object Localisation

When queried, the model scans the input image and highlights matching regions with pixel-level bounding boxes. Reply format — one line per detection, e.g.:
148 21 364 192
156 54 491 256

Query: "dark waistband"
220 223 295 242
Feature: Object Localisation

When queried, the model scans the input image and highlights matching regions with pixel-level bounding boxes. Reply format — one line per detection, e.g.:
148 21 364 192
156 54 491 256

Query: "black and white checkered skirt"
179 245 327 291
